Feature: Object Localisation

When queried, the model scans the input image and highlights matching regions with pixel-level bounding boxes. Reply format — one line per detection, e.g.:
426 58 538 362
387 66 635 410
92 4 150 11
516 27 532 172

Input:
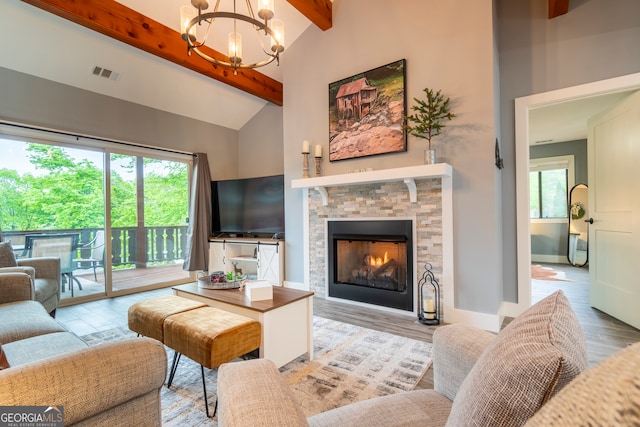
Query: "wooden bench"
127 296 261 417
127 295 207 342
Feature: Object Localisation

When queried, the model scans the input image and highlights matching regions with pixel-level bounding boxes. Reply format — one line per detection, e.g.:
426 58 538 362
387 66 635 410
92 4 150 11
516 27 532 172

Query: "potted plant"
405 88 456 164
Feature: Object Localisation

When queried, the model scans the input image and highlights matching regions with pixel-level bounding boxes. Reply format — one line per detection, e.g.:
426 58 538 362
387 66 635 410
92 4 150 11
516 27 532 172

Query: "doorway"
514 72 640 314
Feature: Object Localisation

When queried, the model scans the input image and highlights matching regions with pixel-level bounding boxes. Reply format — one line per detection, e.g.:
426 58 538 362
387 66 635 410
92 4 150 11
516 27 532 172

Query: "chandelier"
180 0 285 74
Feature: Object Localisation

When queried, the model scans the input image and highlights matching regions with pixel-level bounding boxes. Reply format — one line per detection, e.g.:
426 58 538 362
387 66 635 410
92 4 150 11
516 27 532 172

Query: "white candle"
302 140 310 153
315 145 323 158
424 297 435 319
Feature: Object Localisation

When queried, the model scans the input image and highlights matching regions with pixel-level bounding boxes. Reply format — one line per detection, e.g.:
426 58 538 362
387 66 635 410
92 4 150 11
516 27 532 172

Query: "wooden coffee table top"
173 283 314 313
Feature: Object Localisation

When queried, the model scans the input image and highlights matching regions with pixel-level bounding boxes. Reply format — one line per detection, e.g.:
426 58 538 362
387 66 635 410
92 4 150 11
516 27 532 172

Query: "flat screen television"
211 174 285 237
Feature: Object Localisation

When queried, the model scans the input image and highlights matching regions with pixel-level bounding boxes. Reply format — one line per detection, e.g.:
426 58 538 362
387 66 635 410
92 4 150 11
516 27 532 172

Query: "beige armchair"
0 254 61 316
218 291 589 426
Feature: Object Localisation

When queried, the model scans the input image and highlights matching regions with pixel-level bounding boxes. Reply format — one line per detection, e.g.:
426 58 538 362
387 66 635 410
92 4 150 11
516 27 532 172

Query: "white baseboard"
283 280 309 291
501 300 528 320
445 307 502 333
531 254 569 264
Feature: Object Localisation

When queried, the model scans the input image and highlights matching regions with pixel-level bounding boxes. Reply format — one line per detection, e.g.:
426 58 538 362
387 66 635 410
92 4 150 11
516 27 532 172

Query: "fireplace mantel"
291 163 452 205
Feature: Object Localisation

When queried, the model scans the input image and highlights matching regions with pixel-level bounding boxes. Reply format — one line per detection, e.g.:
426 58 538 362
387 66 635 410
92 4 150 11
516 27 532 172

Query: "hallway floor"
528 263 640 366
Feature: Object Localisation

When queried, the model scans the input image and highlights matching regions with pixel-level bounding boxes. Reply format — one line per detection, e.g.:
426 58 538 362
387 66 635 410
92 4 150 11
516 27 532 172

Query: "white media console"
208 237 285 286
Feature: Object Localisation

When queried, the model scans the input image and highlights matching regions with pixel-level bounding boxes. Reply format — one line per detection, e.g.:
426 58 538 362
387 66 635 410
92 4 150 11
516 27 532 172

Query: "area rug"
80 316 432 426
531 264 573 282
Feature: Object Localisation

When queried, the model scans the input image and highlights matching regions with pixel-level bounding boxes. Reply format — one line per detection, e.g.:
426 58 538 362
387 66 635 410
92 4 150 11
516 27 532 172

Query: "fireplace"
327 220 413 311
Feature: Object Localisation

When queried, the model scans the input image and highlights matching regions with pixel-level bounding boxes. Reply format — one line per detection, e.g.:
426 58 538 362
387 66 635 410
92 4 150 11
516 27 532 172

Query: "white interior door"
587 90 640 329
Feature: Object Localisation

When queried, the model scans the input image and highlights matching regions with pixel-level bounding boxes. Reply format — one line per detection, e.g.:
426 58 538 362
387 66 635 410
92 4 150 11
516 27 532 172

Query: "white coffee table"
173 283 314 367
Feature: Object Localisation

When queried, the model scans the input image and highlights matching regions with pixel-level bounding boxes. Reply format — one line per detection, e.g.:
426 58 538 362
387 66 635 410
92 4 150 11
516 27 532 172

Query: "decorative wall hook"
495 138 504 170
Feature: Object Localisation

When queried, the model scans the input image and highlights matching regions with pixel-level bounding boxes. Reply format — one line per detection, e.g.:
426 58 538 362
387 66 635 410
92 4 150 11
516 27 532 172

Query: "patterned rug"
80 316 432 425
531 264 573 282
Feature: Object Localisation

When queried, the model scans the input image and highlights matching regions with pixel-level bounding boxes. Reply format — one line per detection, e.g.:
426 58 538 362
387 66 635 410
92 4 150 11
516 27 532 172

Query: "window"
0 124 193 302
529 155 575 220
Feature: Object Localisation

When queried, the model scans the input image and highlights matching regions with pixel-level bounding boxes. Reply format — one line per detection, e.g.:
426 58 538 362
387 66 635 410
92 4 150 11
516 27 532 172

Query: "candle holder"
302 152 310 178
314 155 322 177
418 262 440 325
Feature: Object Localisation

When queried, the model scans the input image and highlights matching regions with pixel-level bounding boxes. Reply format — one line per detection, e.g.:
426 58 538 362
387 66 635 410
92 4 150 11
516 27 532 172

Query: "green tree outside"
0 141 189 234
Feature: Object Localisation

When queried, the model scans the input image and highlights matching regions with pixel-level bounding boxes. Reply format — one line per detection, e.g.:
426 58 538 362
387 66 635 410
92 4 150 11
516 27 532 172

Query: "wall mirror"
567 183 588 266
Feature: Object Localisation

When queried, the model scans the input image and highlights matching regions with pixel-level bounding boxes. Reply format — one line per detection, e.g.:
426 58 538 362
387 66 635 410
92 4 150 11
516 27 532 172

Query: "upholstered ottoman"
127 295 206 342
163 306 262 417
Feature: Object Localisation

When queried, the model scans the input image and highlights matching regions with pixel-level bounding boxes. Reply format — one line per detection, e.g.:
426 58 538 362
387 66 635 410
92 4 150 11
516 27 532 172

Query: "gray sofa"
0 299 167 426
218 290 640 426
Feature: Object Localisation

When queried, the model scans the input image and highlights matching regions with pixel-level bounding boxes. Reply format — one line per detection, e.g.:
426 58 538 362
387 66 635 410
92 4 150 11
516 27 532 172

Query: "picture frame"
328 59 407 162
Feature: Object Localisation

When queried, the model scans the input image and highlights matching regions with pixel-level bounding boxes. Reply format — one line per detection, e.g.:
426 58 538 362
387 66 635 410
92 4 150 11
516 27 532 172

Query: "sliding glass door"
0 138 107 300
109 154 191 292
0 129 192 303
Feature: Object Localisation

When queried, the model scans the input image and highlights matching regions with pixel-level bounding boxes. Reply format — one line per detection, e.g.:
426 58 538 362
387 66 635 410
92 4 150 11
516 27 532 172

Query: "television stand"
208 237 285 285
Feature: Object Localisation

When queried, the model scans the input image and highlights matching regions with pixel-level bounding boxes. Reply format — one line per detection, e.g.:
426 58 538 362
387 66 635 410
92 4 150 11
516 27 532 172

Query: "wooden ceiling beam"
287 0 332 31
548 0 570 19
21 0 283 106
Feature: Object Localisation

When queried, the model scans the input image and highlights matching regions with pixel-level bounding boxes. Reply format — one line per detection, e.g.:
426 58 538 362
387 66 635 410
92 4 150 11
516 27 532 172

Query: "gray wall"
0 67 239 180
530 139 588 184
238 103 284 178
0 65 285 180
282 0 502 313
529 139 588 259
497 0 640 302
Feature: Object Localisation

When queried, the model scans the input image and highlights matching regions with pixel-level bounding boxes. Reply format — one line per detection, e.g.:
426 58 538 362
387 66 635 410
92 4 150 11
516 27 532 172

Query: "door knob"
585 218 594 224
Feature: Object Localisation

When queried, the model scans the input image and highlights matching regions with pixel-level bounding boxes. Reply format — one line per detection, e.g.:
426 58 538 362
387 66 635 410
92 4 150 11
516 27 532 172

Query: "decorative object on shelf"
302 140 310 178
314 145 323 176
328 59 407 162
418 263 440 325
180 0 285 75
405 88 456 165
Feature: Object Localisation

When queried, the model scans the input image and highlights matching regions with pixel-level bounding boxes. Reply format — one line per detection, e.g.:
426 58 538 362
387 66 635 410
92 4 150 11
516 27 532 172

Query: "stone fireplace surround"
292 165 454 319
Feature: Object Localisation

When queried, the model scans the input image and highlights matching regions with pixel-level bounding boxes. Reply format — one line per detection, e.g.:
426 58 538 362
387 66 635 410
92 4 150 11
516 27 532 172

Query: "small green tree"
405 88 456 151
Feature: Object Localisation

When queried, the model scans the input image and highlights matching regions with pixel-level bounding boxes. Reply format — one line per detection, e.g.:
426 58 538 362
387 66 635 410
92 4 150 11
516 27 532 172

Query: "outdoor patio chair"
73 230 105 281
25 234 81 296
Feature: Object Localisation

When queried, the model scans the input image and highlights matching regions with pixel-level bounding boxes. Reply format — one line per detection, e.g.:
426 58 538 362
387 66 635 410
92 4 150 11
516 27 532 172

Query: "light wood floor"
56 263 640 391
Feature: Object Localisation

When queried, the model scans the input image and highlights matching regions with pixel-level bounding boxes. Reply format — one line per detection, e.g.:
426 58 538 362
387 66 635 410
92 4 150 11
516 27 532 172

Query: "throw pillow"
446 290 588 427
0 242 18 268
524 341 640 426
0 344 9 370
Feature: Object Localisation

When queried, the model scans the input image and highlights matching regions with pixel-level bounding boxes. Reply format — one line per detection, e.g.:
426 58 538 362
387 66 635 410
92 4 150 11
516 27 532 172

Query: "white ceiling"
0 1 313 130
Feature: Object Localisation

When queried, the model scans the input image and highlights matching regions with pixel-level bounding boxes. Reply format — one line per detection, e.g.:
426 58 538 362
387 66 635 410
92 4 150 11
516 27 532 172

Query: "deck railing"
3 226 189 267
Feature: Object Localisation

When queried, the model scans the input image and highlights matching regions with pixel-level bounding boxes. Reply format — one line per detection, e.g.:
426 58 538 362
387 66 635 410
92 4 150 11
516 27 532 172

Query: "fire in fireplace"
335 240 407 291
328 220 413 311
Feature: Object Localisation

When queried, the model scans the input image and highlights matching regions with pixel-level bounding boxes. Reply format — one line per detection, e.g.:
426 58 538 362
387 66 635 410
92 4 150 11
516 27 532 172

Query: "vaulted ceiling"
21 0 332 106
2 1 577 134
0 1 330 130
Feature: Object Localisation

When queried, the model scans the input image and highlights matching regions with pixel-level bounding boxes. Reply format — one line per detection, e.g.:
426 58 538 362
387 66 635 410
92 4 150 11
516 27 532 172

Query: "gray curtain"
183 153 212 271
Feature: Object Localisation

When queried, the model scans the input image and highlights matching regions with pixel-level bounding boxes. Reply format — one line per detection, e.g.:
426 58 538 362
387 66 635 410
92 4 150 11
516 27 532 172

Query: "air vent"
91 65 120 82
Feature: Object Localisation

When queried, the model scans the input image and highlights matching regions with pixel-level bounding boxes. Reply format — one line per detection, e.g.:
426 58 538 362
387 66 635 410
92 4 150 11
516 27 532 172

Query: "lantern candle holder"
418 262 440 325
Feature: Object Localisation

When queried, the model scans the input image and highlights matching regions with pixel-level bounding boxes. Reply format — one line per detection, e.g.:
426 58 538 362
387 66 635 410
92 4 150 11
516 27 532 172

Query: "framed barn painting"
328 59 407 162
